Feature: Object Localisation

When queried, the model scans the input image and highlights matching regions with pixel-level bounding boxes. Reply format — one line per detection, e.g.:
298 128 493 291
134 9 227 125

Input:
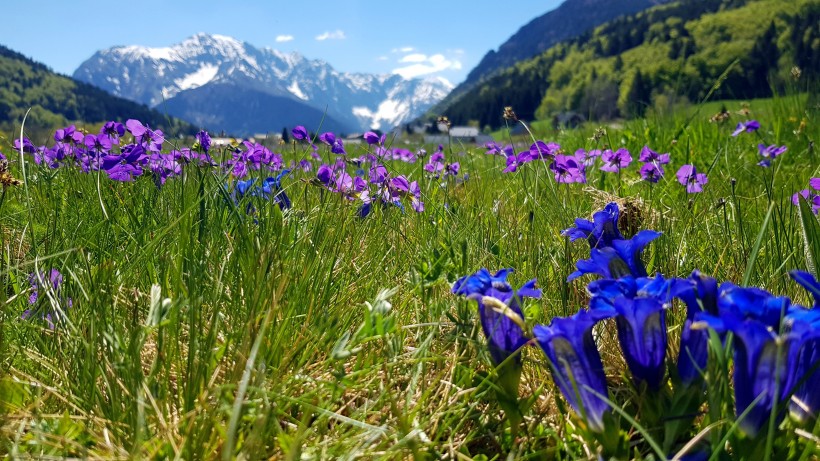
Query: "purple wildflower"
292 126 308 141
100 121 126 142
196 130 212 153
550 154 586 183
639 146 670 164
676 165 708 193
757 144 787 167
600 148 632 173
55 125 84 144
731 120 760 136
363 131 384 146
639 163 664 183
424 151 446 174
792 177 820 214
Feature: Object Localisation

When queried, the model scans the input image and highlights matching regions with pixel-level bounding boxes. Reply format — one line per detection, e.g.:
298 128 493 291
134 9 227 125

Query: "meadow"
0 91 819 460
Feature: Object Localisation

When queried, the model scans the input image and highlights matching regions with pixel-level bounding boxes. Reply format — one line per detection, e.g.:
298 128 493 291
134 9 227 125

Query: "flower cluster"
313 162 424 216
17 122 445 220
454 203 820 447
498 141 687 188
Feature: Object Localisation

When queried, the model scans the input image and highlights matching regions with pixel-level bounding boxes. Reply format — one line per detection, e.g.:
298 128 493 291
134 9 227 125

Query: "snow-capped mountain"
73 33 453 135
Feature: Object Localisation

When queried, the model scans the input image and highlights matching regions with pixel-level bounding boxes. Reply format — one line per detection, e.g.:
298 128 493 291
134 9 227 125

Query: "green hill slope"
440 0 819 130
0 44 196 137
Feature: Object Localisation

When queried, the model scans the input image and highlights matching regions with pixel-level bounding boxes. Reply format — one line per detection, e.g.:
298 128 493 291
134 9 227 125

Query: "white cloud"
315 30 346 41
376 56 388 61
275 35 294 43
398 53 427 63
392 53 462 79
391 46 415 53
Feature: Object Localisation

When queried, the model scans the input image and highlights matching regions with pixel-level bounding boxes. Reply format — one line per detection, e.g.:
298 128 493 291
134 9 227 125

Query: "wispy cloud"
275 35 294 43
315 30 346 41
392 52 462 79
398 53 427 63
391 46 415 53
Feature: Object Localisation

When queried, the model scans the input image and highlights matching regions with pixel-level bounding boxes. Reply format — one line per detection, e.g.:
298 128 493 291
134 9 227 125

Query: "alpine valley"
73 33 454 136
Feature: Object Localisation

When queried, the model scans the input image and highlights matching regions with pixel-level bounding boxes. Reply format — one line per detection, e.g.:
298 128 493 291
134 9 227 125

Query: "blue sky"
0 0 562 84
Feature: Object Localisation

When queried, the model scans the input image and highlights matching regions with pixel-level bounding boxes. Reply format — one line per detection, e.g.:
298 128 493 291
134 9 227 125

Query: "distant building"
424 126 493 145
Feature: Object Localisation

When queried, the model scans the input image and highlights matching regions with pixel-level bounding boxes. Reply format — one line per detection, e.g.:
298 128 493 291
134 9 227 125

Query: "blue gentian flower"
589 275 670 390
561 202 625 249
452 268 541 364
718 283 790 329
670 271 719 384
533 309 611 432
568 230 661 281
784 307 820 423
260 169 292 210
698 284 804 438
698 310 794 438
791 270 820 307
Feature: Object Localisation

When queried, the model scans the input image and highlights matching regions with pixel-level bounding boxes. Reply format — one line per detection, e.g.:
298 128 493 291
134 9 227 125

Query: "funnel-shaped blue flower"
791 270 820 308
568 230 661 281
533 309 611 432
698 310 793 438
718 283 790 329
561 202 625 249
671 271 719 384
453 268 541 364
784 307 820 423
590 276 669 390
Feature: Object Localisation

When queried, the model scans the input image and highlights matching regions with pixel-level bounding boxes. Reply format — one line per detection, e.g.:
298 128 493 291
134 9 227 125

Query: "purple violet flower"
600 148 632 173
639 163 664 183
292 126 308 140
639 146 670 164
196 130 212 153
731 120 760 136
757 144 787 167
363 131 383 146
550 155 586 183
676 165 708 193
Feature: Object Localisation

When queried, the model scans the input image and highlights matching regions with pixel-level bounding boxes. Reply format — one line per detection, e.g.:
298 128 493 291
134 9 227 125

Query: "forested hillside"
440 0 819 130
0 45 195 136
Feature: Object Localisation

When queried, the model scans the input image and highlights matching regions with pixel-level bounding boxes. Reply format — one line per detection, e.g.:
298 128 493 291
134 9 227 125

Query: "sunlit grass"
0 91 818 459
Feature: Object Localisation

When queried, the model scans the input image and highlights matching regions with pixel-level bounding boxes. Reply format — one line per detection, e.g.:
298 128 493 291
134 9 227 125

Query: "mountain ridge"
74 33 454 135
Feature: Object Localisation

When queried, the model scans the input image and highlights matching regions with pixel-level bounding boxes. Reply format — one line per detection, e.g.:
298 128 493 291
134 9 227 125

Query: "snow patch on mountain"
353 99 410 130
174 64 219 91
288 80 308 100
